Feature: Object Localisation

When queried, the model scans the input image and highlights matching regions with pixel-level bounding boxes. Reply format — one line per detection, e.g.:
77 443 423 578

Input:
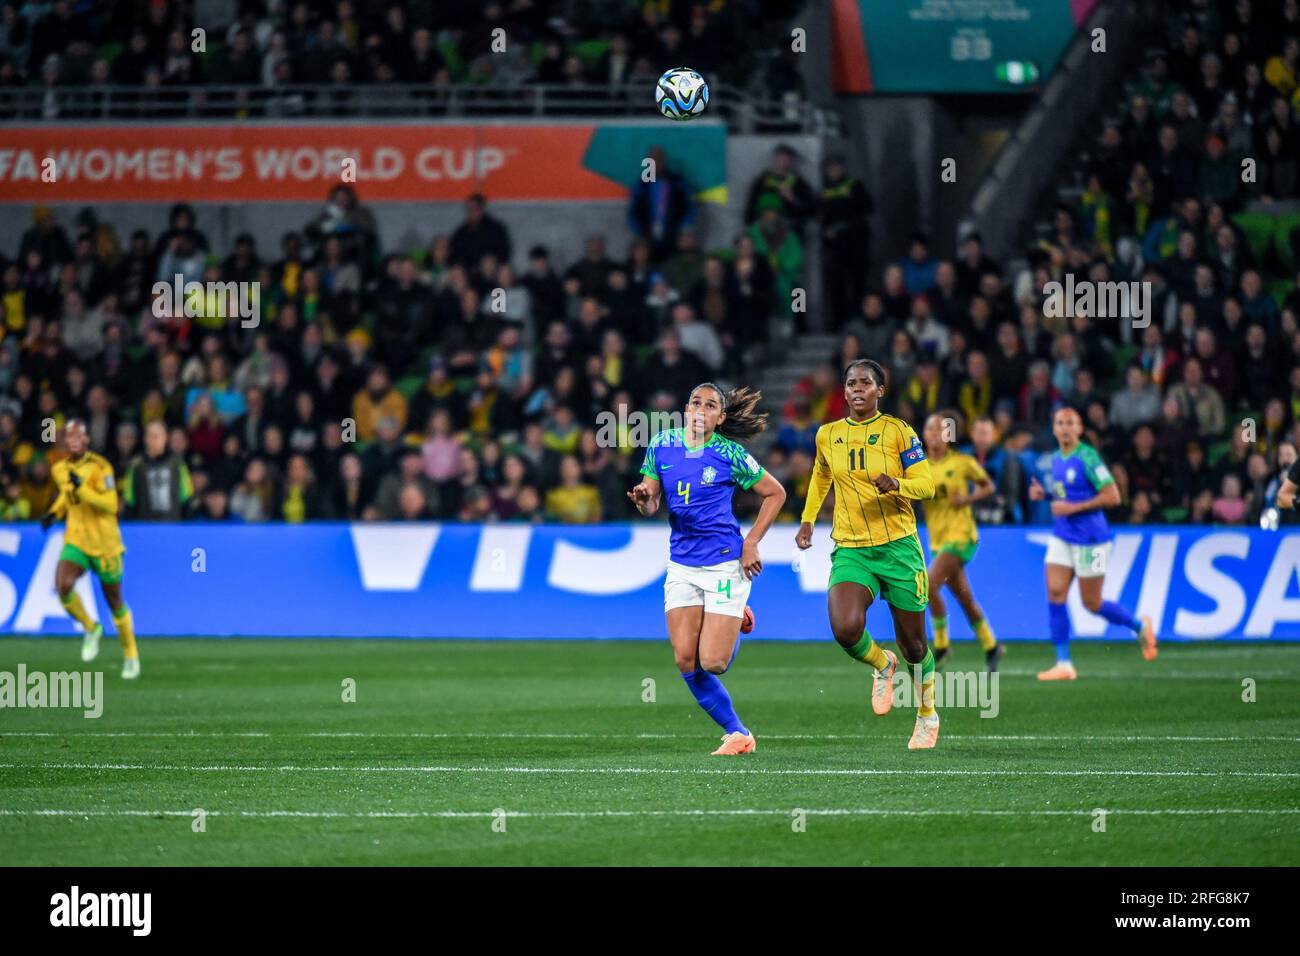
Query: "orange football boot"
711 731 756 755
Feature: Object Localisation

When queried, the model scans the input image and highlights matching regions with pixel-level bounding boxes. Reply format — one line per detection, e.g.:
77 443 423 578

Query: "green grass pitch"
1 637 1297 866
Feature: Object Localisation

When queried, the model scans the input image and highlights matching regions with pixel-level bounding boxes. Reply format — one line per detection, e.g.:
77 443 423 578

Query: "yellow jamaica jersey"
50 452 125 558
925 450 990 550
801 413 934 548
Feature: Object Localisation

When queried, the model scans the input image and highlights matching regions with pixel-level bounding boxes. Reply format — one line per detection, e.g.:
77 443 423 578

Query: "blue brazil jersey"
1050 442 1115 545
640 428 765 566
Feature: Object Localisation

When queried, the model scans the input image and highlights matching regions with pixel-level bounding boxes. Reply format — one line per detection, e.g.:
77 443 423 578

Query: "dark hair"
843 358 886 388
690 383 767 441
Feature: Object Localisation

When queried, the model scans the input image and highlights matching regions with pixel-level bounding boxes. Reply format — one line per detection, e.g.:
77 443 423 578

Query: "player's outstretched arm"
741 472 785 579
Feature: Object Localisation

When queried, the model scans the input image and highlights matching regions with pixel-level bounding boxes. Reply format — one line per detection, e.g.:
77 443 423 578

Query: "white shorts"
1045 536 1112 578
664 559 752 618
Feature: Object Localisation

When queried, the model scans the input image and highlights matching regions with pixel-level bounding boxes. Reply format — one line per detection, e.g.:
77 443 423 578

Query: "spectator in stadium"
1167 356 1227 439
1110 365 1162 432
958 350 994 426
449 193 511 268
627 146 695 262
745 143 815 234
351 365 407 443
638 327 708 409
775 392 818 458
903 294 950 362
898 232 938 297
819 153 873 328
120 416 190 519
747 198 804 327
545 454 601 523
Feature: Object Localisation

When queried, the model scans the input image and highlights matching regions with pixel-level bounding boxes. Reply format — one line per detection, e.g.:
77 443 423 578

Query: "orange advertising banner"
0 124 630 202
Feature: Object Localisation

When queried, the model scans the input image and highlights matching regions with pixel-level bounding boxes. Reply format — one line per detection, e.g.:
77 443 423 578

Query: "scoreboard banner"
0 122 727 203
1 523 1298 641
832 0 1099 94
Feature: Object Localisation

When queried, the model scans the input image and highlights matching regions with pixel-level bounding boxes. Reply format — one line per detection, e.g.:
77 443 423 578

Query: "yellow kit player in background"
795 359 939 750
40 419 139 679
921 412 1003 672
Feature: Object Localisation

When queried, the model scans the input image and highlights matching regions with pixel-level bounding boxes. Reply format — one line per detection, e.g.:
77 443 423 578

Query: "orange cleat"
711 731 756 755
1138 615 1158 661
740 605 755 634
908 714 940 750
872 650 898 716
1037 661 1078 681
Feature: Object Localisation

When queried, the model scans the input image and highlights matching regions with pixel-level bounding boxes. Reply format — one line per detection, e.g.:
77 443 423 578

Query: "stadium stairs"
749 332 841 458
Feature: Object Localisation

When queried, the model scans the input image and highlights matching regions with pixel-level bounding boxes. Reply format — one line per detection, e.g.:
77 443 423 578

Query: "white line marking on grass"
3 762 1297 778
1 807 1297 820
1 731 1296 743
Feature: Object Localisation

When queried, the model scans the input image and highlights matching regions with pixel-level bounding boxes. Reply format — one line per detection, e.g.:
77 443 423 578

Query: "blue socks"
1048 601 1071 663
681 670 747 735
1099 600 1141 634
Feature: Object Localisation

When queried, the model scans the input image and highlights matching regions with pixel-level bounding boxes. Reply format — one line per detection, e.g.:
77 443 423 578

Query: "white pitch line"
2 762 1296 778
0 807 1297 820
0 731 1296 743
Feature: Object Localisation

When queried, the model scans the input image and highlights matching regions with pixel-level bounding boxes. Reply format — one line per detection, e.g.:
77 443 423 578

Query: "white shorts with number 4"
664 560 752 618
1045 536 1112 578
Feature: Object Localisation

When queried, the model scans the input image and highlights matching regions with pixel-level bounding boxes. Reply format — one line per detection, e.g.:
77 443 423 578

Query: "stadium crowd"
1 0 1298 531
784 0 1300 528
0 0 804 117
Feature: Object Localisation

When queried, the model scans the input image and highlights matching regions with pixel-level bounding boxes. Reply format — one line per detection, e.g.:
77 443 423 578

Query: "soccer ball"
656 67 709 120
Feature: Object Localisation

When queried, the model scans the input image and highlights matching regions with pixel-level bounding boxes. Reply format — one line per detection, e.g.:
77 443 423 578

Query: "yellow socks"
113 604 138 660
60 591 96 632
931 616 949 650
844 631 891 671
910 648 937 717
972 617 997 652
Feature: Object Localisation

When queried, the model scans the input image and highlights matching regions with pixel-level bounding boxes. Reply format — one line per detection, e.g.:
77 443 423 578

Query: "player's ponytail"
690 383 768 441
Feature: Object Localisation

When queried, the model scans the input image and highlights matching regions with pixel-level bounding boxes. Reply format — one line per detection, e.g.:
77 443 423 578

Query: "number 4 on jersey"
677 480 691 505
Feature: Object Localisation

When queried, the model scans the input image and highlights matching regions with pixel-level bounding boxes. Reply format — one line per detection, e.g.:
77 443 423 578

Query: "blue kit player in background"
1029 406 1158 680
628 384 786 755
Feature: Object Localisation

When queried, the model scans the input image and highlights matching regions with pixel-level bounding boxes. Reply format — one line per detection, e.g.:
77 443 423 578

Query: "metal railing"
0 82 833 133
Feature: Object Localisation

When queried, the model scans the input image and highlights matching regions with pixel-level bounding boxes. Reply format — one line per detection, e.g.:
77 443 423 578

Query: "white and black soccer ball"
656 67 709 120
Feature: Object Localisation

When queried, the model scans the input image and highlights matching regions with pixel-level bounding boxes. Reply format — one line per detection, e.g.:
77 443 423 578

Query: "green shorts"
829 534 929 611
59 543 124 585
935 539 979 564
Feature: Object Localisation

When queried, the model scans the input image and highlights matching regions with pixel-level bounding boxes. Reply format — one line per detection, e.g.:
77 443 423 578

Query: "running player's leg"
100 571 139 677
56 557 101 661
926 551 960 663
56 559 94 630
697 611 754 753
669 607 750 750
889 604 939 749
829 580 897 714
1039 561 1077 679
947 563 1002 670
1076 559 1157 661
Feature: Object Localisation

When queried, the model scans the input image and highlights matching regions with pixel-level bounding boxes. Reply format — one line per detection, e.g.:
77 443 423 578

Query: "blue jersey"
640 428 765 566
1049 442 1115 544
